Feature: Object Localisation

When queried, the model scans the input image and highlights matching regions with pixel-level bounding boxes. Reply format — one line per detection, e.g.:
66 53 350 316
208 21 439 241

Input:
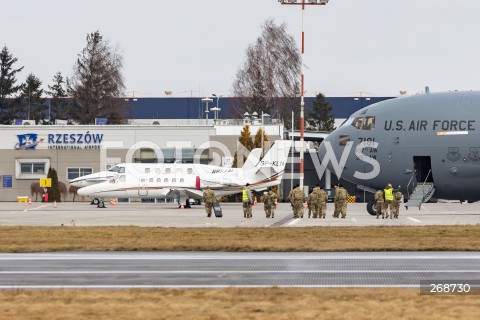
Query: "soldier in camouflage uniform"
392 186 402 219
375 189 385 219
292 185 305 219
333 184 348 218
203 186 216 217
307 189 318 218
318 186 328 219
263 189 276 218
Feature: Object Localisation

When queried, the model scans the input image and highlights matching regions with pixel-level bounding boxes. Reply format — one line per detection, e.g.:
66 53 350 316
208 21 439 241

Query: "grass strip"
0 225 479 252
0 288 479 320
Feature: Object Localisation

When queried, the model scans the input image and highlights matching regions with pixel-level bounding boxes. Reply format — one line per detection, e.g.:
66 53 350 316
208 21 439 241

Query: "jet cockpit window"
341 118 355 127
352 117 364 129
107 166 125 173
363 116 375 130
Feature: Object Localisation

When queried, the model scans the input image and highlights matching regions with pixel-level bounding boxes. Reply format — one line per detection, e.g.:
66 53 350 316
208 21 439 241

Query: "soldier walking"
242 183 253 218
375 189 385 219
307 189 318 218
392 186 402 219
203 186 216 217
333 184 348 218
263 188 276 218
318 186 328 219
292 185 305 219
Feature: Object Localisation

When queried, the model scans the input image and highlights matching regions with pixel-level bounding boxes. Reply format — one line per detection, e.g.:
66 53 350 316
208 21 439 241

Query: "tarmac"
1 201 479 227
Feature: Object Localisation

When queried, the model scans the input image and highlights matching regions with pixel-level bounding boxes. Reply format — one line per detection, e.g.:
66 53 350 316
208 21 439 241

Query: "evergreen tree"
68 30 127 124
19 73 44 122
46 71 69 123
232 125 254 168
47 167 61 202
307 93 335 132
0 46 24 124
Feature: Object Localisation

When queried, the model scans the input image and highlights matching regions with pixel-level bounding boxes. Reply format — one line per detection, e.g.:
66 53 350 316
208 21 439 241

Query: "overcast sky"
2 0 479 97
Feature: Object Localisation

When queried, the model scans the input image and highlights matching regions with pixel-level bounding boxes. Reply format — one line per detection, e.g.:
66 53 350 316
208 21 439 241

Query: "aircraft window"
156 178 161 183
339 135 351 146
145 168 151 174
164 178 168 183
172 178 177 183
341 118 354 127
363 116 375 130
165 168 171 174
119 175 126 182
187 168 193 174
149 178 154 183
180 178 184 183
141 178 146 183
352 117 364 129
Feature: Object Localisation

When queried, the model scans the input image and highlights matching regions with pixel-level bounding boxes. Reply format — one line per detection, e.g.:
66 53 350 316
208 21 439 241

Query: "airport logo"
446 147 461 162
14 133 44 150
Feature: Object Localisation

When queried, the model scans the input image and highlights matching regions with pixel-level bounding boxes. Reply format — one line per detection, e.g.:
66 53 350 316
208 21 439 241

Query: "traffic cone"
53 201 57 208
180 202 184 209
28 198 32 205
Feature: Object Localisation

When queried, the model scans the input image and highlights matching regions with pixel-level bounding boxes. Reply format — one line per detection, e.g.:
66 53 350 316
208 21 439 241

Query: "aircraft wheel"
366 200 378 216
196 199 202 205
91 198 100 205
97 201 106 208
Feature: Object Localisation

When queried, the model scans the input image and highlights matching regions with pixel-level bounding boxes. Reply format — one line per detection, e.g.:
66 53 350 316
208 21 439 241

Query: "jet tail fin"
242 148 262 171
253 140 292 178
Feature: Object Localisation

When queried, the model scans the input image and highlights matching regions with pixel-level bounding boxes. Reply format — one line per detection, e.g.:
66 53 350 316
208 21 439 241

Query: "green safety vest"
384 188 394 201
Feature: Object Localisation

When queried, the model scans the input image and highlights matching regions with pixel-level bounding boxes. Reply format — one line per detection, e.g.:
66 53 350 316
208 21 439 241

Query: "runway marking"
23 204 51 212
1 270 479 274
352 218 358 223
286 219 300 226
407 217 422 223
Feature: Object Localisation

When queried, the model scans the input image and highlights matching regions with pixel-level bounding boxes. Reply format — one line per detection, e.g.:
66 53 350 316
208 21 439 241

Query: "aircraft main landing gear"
97 200 106 208
366 200 378 216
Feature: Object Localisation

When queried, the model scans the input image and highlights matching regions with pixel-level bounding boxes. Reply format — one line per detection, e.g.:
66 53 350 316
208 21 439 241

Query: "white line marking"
1 270 479 274
352 218 358 223
407 217 422 223
286 219 300 226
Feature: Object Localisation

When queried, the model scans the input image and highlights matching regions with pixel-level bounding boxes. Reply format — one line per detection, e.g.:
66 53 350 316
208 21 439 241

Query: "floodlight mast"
277 0 329 191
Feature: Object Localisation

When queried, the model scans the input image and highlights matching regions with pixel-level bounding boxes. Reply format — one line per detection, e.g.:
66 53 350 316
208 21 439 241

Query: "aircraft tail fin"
242 148 262 171
253 140 292 178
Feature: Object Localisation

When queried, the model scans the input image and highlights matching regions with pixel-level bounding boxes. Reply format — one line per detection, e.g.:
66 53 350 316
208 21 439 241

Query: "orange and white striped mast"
278 0 329 190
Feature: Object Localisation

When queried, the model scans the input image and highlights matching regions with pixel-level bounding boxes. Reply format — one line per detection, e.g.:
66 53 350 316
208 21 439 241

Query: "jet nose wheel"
366 200 378 216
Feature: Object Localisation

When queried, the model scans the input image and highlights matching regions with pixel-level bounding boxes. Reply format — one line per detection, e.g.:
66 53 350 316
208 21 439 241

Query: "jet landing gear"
97 200 106 208
90 198 100 205
366 200 378 216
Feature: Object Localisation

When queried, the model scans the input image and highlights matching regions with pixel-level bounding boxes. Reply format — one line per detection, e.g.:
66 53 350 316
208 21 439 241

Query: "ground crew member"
263 188 276 218
202 186 216 217
292 185 305 218
307 189 318 218
393 186 402 219
311 185 322 218
384 183 394 219
375 189 385 219
242 183 253 218
318 186 328 219
333 184 348 218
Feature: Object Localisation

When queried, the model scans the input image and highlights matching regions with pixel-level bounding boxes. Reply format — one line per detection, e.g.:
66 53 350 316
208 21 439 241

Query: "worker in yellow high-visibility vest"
384 183 394 219
242 183 253 218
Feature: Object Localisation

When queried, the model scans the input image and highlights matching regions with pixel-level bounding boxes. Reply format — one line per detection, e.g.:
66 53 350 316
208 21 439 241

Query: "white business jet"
77 140 291 208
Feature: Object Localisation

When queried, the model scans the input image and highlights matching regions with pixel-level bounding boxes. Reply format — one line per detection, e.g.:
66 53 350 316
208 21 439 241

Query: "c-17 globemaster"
318 91 480 215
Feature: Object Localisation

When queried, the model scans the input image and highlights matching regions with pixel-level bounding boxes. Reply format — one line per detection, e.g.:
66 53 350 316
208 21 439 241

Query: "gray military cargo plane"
318 91 479 215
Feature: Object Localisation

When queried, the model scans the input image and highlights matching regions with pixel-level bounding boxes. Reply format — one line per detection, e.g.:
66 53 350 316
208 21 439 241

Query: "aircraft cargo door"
138 177 148 196
413 156 434 182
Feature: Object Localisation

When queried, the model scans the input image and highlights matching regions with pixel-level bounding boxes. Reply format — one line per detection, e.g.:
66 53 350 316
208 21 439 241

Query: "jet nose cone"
77 187 89 197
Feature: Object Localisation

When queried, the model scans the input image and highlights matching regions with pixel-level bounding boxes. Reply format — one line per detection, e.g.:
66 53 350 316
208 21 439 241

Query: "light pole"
211 94 222 121
277 0 329 191
201 97 213 125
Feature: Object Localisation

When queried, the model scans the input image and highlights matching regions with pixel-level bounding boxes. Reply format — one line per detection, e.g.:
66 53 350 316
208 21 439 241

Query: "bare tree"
68 30 127 124
232 19 301 122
